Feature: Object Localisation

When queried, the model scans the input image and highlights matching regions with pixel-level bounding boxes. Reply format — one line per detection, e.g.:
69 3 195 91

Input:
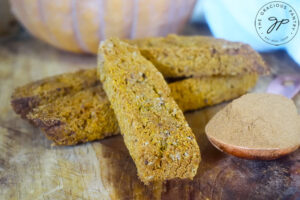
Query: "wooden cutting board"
0 34 299 200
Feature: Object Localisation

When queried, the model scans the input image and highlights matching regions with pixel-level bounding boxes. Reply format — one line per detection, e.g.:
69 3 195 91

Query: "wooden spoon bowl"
207 135 299 160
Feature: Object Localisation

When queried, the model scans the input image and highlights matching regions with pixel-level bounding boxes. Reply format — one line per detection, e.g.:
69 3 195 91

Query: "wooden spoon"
207 136 299 160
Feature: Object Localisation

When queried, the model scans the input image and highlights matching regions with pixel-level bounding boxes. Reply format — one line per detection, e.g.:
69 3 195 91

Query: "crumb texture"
98 38 201 184
129 34 269 78
27 86 119 145
169 74 257 111
206 93 300 149
11 69 99 118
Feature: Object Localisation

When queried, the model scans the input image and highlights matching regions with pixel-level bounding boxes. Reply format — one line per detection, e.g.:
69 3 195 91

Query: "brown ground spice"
206 93 300 149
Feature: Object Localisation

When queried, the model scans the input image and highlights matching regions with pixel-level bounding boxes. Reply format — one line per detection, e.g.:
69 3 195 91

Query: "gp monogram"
255 1 299 46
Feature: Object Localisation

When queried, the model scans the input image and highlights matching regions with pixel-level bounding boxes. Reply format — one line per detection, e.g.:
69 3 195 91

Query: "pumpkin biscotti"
171 73 257 111
11 68 99 118
98 38 201 183
27 86 120 145
11 69 257 145
129 34 269 78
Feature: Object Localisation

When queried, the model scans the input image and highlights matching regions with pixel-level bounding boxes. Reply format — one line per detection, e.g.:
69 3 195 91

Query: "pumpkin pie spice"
206 93 300 150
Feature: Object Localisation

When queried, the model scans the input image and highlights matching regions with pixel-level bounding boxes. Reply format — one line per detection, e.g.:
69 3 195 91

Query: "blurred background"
192 0 300 65
0 0 299 65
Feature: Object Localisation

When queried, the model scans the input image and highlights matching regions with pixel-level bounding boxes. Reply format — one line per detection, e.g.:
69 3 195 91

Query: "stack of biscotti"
11 35 268 146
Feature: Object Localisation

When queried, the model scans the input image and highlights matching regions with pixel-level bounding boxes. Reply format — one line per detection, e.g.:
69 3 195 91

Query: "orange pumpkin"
10 0 196 54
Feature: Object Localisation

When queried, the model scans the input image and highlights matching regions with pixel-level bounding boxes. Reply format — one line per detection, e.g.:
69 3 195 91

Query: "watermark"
255 1 299 46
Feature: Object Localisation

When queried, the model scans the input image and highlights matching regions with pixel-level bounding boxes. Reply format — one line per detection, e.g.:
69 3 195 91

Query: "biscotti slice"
27 86 119 145
170 73 258 111
129 34 268 78
98 38 201 184
11 68 99 118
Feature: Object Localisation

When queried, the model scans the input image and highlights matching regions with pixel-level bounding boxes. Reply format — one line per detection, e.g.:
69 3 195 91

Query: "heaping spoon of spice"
205 93 300 160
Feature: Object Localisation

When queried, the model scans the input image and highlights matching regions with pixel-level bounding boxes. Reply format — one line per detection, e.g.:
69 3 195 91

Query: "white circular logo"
255 1 299 46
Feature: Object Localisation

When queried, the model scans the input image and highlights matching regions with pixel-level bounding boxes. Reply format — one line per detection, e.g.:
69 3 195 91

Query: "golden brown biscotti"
12 69 257 146
98 38 201 184
170 73 258 111
11 68 99 118
128 34 269 78
27 86 119 145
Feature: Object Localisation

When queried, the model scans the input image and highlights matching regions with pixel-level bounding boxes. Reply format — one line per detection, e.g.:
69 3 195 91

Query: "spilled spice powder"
206 93 300 149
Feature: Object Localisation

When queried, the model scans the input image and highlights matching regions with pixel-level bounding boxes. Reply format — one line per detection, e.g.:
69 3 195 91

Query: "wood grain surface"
0 29 299 200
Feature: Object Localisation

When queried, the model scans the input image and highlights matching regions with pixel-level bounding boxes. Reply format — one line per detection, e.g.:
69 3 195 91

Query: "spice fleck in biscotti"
11 69 257 145
129 34 268 78
98 38 201 184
